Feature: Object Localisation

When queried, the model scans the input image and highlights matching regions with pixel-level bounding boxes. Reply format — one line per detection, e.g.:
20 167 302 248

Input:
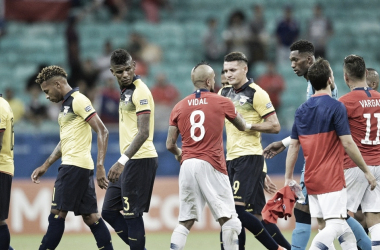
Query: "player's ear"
110 68 114 75
344 72 349 83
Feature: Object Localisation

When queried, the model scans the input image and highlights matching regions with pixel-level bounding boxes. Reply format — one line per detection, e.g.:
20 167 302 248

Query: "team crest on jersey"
63 106 70 116
140 99 148 105
266 102 273 109
124 94 131 104
239 95 249 106
85 105 92 112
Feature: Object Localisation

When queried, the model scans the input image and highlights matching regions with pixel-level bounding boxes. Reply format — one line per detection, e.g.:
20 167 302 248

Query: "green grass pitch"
11 230 342 249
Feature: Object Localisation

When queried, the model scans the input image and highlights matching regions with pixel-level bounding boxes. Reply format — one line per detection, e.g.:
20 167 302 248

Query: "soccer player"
0 94 15 250
263 40 371 250
220 51 289 250
285 57 376 250
31 66 113 250
339 55 380 249
101 49 158 250
366 68 379 91
167 62 245 250
221 69 229 87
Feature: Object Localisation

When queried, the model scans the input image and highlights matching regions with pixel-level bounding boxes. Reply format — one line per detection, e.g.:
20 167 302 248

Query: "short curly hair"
35 65 68 85
290 40 315 55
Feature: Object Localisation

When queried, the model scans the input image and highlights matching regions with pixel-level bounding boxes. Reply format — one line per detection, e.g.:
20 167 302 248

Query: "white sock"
369 223 380 250
221 217 241 250
335 220 356 250
170 224 189 250
318 229 336 250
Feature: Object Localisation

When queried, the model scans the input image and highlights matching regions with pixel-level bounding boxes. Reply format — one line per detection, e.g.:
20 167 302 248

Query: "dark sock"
39 213 65 250
364 227 369 235
125 216 145 250
262 221 291 250
235 206 278 250
89 218 113 250
0 224 10 250
220 227 246 250
102 210 129 245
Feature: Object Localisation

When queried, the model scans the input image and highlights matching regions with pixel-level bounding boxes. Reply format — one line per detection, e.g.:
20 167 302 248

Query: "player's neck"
61 85 73 97
315 87 331 96
232 78 249 90
350 81 368 91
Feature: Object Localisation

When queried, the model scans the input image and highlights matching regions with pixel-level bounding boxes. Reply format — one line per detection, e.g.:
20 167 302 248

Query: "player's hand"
107 162 125 183
264 175 277 194
284 178 293 187
365 172 377 190
31 165 48 184
175 148 182 163
263 141 286 159
96 165 109 189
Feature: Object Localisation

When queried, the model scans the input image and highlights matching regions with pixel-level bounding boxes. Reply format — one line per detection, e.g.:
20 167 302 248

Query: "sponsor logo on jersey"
140 99 148 105
63 106 70 116
85 105 92 112
266 102 273 109
239 95 249 106
124 94 131 104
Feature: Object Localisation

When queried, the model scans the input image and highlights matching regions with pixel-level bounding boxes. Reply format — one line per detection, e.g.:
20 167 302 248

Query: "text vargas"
359 99 380 108
188 98 208 106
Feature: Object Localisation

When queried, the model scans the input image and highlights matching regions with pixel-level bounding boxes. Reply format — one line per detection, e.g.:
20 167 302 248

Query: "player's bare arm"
108 113 150 183
264 174 277 194
263 140 287 159
87 114 109 189
230 112 247 131
247 113 281 134
284 139 300 186
31 141 62 184
166 125 182 162
339 134 377 190
0 131 4 152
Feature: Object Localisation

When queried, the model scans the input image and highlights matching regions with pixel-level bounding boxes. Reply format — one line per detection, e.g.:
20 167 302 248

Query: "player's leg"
101 177 130 245
345 167 371 250
39 209 67 250
231 156 283 250
291 165 312 250
170 158 204 250
0 173 12 250
362 165 380 249
80 171 113 250
354 206 368 234
122 158 158 250
253 172 291 250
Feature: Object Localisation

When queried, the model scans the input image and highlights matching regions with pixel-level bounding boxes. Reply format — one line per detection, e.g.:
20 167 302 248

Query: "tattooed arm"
31 142 62 184
108 113 151 183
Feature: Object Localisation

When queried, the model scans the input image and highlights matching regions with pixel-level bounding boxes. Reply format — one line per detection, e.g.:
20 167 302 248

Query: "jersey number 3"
190 110 205 142
361 113 380 145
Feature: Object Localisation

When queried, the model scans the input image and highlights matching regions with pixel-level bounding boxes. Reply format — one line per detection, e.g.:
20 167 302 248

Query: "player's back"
170 89 237 174
339 88 380 168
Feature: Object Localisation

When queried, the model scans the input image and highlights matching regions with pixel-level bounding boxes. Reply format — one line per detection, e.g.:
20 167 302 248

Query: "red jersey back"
339 88 380 168
169 89 237 174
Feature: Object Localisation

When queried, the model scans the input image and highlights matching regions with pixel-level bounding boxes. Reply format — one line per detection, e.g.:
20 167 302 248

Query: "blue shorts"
300 163 309 205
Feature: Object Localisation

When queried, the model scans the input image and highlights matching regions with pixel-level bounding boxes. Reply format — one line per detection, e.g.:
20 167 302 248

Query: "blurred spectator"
255 62 285 109
307 4 333 58
276 6 300 66
202 17 225 63
4 88 24 123
141 0 170 23
222 10 251 57
25 84 48 126
367 68 379 91
0 0 5 38
151 73 179 106
104 0 129 22
126 32 162 65
96 40 114 82
65 14 82 87
96 77 120 124
248 5 268 67
82 58 99 91
221 69 229 88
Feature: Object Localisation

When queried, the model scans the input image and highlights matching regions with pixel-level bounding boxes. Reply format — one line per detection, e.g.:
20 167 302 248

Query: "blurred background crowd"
0 0 379 132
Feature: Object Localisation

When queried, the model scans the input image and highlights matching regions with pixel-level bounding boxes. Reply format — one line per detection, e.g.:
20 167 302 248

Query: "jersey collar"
63 87 79 102
353 86 372 97
193 88 209 98
234 78 253 93
121 75 140 93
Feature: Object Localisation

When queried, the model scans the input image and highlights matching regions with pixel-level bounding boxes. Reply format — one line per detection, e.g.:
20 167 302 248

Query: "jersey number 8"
190 110 205 142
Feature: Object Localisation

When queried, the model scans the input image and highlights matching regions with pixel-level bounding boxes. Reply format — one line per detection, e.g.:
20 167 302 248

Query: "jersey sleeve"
291 121 299 140
169 104 179 127
333 102 351 136
0 105 8 131
72 94 96 122
222 97 237 122
132 87 152 115
253 88 275 118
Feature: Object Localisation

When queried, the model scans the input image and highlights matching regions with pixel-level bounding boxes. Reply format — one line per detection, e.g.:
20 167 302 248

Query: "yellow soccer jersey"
0 95 14 175
58 88 96 169
119 76 157 159
219 79 275 160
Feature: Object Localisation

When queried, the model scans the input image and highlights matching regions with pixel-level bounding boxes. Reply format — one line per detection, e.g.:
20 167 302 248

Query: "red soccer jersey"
339 88 380 169
169 89 237 175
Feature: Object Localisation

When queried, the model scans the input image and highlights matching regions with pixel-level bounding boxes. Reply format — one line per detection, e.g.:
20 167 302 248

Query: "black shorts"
102 157 158 219
52 165 98 216
246 172 266 215
0 172 12 221
227 155 264 206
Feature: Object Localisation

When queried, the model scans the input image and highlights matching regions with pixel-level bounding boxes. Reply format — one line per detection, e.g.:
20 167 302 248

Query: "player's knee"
101 210 117 223
51 209 68 219
179 219 195 231
222 216 242 235
82 213 100 226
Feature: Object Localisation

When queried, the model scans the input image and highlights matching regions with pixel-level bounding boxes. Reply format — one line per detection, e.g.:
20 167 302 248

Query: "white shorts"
309 188 347 220
178 158 236 222
346 166 380 213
